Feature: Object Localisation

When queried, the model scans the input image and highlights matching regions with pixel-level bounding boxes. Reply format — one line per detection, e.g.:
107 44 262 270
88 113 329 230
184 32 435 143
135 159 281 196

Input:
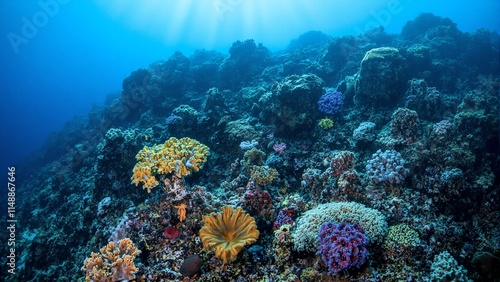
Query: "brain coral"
131 137 210 192
200 206 259 264
292 202 387 252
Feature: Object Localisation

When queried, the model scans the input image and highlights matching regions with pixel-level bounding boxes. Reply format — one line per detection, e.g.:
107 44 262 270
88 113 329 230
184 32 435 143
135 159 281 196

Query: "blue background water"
1 0 499 171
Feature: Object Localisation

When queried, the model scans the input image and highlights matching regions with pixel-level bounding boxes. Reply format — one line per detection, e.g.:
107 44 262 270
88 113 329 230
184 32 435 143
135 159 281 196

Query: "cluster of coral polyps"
131 137 210 192
82 238 141 281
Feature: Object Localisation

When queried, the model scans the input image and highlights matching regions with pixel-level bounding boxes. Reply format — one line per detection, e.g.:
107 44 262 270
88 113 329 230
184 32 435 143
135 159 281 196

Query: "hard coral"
131 137 210 192
199 206 259 263
317 222 369 274
82 238 141 281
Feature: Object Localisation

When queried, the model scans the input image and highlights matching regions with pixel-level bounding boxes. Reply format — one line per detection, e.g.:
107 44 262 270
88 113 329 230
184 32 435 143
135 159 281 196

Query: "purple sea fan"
318 91 344 115
317 222 369 274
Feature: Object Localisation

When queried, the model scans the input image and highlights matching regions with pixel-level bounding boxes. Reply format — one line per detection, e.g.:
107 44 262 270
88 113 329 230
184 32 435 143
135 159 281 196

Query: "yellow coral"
131 137 210 192
383 223 420 248
82 238 140 281
249 165 279 187
199 206 259 263
319 118 334 129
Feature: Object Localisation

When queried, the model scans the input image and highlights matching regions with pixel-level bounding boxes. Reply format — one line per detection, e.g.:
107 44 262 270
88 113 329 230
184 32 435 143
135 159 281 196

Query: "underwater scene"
1 1 500 281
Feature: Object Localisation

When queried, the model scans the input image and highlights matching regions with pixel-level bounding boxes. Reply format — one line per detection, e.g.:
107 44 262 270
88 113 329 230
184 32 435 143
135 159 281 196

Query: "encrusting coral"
199 206 260 263
131 137 210 192
82 238 141 281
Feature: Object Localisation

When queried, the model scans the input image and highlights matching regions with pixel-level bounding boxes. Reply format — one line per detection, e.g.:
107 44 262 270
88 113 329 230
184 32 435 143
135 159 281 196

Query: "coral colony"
318 90 344 115
9 13 499 281
317 222 369 274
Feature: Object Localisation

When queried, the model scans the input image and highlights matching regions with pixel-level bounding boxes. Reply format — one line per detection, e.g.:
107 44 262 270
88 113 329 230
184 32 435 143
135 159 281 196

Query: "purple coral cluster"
365 149 409 185
317 222 369 274
318 90 344 115
273 208 295 230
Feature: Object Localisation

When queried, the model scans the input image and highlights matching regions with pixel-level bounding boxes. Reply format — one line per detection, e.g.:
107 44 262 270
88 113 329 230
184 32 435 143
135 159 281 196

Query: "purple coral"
317 222 368 274
273 208 295 230
365 149 408 185
318 90 344 115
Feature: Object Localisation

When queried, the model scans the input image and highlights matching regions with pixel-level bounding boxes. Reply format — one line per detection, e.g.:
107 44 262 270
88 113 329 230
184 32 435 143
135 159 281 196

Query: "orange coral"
82 238 140 281
199 206 259 263
174 203 187 222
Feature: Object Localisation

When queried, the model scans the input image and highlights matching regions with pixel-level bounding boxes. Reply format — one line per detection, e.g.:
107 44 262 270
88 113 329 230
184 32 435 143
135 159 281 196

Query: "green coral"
242 147 266 166
318 118 334 130
383 223 420 249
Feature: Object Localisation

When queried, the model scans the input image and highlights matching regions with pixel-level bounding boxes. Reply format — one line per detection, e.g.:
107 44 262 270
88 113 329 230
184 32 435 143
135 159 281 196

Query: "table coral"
199 206 259 264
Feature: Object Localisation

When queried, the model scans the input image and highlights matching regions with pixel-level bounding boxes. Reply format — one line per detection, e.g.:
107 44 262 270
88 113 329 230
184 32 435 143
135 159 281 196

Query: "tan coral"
82 238 140 281
199 206 259 263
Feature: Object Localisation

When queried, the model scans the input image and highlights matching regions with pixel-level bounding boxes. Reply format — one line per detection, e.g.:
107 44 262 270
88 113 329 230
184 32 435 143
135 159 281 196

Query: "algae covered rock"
354 47 406 108
259 73 323 135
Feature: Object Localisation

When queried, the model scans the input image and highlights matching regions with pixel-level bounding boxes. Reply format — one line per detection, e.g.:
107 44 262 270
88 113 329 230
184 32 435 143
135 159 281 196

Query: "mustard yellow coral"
249 165 279 187
82 238 140 282
131 137 210 192
319 118 334 129
199 206 259 264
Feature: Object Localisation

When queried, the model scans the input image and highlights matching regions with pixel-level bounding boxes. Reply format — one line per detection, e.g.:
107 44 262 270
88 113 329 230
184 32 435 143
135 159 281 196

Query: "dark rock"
180 255 203 277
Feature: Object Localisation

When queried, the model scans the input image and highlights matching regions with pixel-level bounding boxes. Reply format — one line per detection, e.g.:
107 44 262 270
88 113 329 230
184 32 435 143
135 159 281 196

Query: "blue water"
1 0 499 170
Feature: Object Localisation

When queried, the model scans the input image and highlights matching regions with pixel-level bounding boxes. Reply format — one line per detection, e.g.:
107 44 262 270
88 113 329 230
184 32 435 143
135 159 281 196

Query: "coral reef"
7 12 499 281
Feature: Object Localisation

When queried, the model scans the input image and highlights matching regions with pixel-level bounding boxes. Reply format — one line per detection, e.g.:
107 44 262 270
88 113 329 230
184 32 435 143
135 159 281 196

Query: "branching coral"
82 238 141 281
199 206 259 263
131 137 210 192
